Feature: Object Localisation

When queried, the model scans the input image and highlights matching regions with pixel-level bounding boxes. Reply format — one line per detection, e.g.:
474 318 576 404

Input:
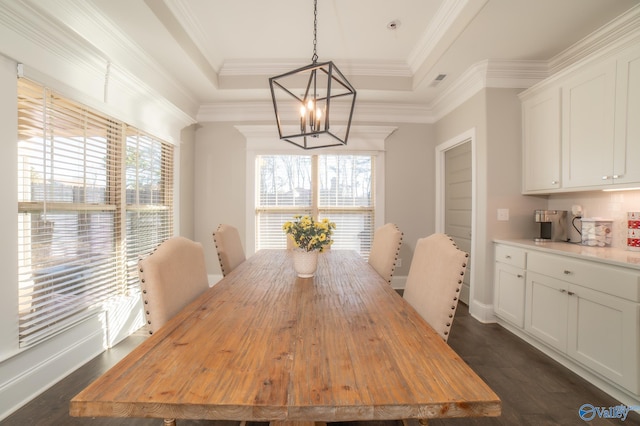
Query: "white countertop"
494 239 640 271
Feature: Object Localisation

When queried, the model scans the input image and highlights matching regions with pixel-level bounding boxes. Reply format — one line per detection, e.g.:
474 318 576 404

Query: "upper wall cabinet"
613 45 640 185
561 60 617 189
521 43 640 194
522 87 561 192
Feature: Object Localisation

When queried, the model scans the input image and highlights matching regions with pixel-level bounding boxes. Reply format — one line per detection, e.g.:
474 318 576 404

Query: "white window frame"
16 78 175 348
239 125 396 256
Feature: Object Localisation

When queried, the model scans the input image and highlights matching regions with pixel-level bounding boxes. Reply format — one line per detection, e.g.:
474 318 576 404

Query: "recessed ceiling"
20 0 640 112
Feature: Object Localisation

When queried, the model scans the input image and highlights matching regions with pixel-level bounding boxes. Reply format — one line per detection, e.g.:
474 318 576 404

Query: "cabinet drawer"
495 245 526 268
528 251 640 301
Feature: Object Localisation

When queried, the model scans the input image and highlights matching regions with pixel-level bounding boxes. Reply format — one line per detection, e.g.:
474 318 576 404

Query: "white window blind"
256 154 374 256
124 130 174 292
17 78 173 348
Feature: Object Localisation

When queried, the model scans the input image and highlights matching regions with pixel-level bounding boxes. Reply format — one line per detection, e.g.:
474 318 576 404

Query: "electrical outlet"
497 208 509 221
396 258 402 267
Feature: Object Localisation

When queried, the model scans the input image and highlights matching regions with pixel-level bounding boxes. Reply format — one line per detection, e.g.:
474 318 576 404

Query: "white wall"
193 121 434 283
383 123 435 278
194 122 248 278
179 125 198 239
435 88 547 322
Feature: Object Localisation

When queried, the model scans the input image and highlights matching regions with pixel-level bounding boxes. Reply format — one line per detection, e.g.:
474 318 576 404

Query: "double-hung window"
255 154 375 257
17 78 173 348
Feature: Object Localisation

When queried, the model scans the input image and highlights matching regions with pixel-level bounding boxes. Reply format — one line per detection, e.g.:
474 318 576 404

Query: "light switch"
497 208 509 221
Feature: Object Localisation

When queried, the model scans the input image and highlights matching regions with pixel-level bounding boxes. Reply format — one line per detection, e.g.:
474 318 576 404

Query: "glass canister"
581 218 613 247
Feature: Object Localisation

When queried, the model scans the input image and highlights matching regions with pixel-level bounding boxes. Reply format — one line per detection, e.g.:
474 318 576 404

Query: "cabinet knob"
563 270 572 275
602 175 611 180
613 174 622 179
559 289 567 293
505 255 511 259
517 274 523 278
551 180 558 185
568 291 575 296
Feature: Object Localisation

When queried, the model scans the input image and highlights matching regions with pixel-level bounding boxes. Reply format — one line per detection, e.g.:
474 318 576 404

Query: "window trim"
16 78 175 348
242 125 393 256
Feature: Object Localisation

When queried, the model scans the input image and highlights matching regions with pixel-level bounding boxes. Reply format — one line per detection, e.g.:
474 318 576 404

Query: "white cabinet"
613 44 640 185
524 249 640 396
493 245 526 327
520 44 640 193
525 271 569 352
561 59 617 188
521 87 561 192
568 284 640 394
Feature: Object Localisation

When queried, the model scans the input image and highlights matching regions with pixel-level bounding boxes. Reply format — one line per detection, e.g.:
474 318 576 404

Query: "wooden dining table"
70 249 500 425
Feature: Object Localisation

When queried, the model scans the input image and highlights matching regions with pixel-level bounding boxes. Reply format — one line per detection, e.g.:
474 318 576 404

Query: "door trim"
435 128 476 302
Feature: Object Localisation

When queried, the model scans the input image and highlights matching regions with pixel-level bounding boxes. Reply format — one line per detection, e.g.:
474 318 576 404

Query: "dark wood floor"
3 303 639 426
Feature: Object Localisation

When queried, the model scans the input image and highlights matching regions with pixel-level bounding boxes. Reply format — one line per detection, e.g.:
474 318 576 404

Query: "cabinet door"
525 271 569 352
494 262 526 327
567 284 640 394
562 60 616 188
613 44 640 185
522 87 561 192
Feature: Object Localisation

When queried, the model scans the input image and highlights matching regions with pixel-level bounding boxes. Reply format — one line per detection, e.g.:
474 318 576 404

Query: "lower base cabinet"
568 284 639 394
495 243 640 400
525 271 569 352
493 246 526 327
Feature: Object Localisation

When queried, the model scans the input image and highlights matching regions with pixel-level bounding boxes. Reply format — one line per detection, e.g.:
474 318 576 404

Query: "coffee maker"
534 210 568 242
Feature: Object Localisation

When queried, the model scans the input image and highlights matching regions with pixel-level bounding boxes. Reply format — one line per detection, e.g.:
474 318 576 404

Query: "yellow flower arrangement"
282 215 336 252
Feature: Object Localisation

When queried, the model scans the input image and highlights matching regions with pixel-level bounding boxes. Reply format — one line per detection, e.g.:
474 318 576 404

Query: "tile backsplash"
548 190 640 250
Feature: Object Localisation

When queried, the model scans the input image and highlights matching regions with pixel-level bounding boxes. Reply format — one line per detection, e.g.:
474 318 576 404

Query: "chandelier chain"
312 0 318 63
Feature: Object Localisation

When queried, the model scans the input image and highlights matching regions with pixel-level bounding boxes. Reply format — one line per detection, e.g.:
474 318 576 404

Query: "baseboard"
0 313 106 421
209 274 223 286
468 299 496 323
391 275 407 290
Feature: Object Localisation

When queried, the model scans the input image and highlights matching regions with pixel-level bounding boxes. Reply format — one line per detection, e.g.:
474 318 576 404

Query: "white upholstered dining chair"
137 236 210 335
212 224 246 276
368 223 403 284
402 233 468 342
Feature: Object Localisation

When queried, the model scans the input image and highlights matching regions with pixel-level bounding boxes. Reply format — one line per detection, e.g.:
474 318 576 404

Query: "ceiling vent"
430 74 447 87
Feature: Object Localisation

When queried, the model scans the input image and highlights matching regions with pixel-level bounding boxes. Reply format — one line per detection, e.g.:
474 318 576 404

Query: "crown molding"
219 59 413 79
428 59 548 121
198 59 546 125
0 0 197 142
3 0 635 134
409 0 489 88
38 0 198 113
197 101 433 124
549 3 640 74
236 125 397 152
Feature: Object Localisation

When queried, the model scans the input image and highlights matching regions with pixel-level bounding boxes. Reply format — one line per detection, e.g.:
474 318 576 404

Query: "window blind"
125 130 174 292
318 155 374 256
255 154 374 256
17 78 173 348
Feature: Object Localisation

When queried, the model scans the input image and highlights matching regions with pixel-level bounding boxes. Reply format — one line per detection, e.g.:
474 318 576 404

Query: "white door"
436 130 474 304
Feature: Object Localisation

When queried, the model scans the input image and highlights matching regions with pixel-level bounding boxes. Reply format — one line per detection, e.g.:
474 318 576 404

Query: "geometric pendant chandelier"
269 0 356 149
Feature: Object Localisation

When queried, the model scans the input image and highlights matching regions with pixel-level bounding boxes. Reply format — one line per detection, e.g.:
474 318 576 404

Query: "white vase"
293 249 319 278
